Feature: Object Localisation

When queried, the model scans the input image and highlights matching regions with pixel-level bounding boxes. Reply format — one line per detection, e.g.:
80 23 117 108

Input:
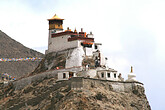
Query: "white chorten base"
126 73 137 82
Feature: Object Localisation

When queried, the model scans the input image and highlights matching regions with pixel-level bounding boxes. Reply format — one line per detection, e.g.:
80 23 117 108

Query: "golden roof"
48 14 64 21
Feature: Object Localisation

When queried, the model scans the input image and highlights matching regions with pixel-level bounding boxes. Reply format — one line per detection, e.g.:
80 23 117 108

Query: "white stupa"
126 66 137 82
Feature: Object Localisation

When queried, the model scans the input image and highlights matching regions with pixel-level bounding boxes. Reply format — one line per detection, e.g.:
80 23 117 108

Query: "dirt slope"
0 30 43 79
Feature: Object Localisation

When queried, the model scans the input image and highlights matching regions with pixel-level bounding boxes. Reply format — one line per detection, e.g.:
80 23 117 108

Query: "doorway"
69 72 74 78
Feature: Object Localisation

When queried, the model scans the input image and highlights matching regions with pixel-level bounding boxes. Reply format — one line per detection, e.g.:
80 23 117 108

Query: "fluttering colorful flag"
0 57 42 62
0 72 16 80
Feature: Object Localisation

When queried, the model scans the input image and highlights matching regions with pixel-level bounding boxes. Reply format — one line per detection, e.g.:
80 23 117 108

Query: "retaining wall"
13 73 143 93
69 77 144 93
13 70 58 90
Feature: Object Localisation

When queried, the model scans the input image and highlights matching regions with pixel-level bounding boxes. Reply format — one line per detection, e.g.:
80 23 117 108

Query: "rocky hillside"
31 49 73 75
0 30 44 79
0 30 151 110
0 77 151 110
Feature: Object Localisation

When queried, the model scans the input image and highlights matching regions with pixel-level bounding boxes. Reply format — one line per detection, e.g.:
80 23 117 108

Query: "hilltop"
0 76 151 110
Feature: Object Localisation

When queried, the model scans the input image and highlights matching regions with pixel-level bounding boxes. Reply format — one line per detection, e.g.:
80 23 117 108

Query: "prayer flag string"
0 57 43 62
0 73 16 80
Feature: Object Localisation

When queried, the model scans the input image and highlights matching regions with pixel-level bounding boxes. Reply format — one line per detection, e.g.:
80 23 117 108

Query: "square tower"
48 14 64 33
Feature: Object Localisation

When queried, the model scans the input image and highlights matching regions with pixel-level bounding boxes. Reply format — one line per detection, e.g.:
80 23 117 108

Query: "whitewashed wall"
48 35 79 53
106 72 118 81
65 47 85 68
100 53 106 66
58 72 69 81
86 69 97 78
97 71 118 81
84 47 93 56
48 30 63 46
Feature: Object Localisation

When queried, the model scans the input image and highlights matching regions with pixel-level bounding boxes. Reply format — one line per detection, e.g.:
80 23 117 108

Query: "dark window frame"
63 73 66 78
95 45 98 49
107 73 110 78
114 73 116 78
101 72 104 78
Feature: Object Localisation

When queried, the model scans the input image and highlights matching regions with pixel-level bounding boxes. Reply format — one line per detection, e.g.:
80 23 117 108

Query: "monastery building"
45 14 136 82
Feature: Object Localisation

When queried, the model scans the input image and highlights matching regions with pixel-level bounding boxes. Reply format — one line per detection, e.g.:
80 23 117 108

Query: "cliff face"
0 30 43 78
0 77 151 110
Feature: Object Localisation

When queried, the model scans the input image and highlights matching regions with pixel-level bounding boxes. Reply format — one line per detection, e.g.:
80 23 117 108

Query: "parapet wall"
69 77 144 93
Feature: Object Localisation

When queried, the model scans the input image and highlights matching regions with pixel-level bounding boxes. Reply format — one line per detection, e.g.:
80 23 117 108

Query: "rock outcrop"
0 77 151 110
31 48 77 75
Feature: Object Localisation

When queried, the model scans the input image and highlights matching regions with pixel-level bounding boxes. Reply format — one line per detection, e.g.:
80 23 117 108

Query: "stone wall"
13 70 58 90
70 77 144 93
13 72 143 94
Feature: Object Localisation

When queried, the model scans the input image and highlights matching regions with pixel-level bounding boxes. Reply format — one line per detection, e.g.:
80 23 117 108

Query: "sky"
0 0 165 109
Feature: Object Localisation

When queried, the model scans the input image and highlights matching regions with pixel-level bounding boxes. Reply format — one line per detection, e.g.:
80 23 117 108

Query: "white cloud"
0 1 49 49
108 55 130 78
135 1 165 62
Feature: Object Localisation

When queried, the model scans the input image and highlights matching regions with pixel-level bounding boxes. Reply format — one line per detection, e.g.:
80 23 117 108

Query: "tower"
47 14 64 51
48 14 64 33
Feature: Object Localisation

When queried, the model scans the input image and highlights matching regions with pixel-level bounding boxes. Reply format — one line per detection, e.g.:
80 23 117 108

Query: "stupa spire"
131 66 133 73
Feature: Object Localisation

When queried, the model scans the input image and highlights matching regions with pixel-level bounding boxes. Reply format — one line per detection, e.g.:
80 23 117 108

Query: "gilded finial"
131 66 133 73
49 14 64 20
74 28 77 33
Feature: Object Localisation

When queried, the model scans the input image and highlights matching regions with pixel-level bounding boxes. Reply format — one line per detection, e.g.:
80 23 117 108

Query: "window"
114 73 116 78
81 43 92 48
51 30 56 33
50 21 54 24
107 73 110 78
63 73 66 78
101 72 104 78
95 45 98 49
